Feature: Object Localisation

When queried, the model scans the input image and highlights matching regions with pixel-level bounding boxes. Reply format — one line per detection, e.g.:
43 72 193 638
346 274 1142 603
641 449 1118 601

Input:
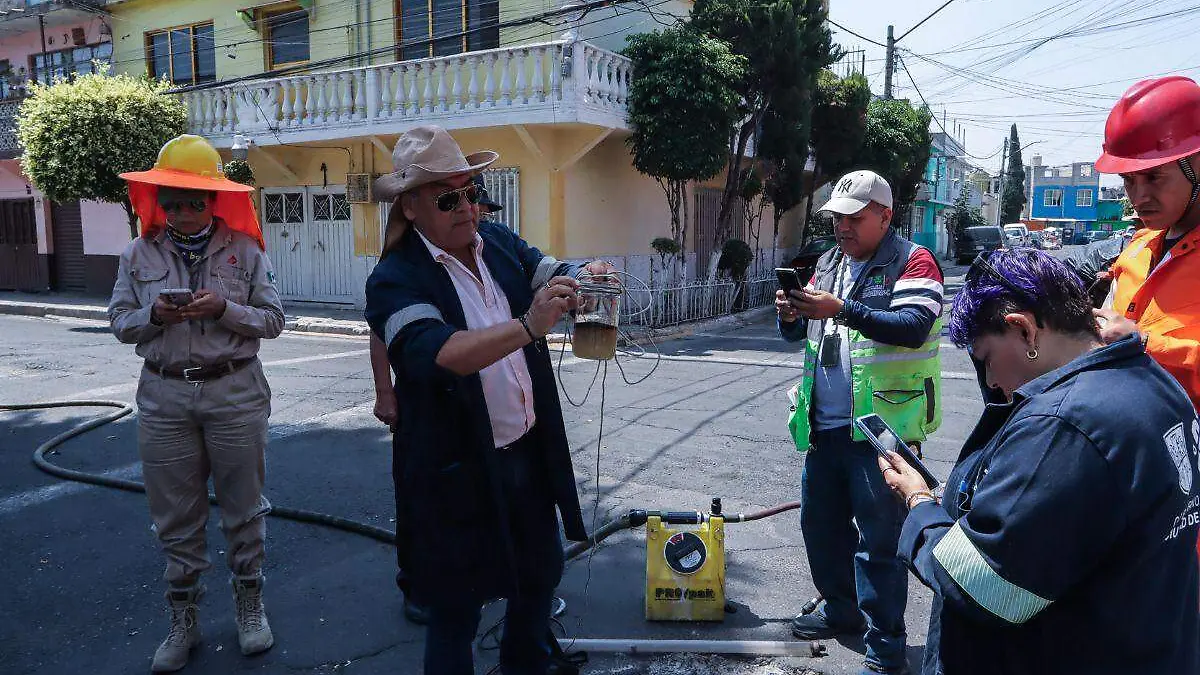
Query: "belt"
145 357 255 384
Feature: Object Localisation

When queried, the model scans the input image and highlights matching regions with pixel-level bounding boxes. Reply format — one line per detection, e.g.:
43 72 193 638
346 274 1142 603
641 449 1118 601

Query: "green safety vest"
786 236 943 450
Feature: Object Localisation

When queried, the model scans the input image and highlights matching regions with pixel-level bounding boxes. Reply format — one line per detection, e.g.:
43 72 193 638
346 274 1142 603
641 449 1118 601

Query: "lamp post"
231 134 251 161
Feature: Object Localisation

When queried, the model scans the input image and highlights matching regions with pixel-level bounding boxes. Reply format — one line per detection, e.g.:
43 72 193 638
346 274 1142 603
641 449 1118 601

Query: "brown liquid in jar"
572 322 618 360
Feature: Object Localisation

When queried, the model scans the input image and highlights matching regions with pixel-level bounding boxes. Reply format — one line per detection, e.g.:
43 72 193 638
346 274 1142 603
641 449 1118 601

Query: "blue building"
1023 156 1100 235
910 131 981 258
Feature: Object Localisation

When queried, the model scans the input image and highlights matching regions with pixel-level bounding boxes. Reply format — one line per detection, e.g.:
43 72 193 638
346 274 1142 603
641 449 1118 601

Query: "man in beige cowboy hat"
365 125 609 674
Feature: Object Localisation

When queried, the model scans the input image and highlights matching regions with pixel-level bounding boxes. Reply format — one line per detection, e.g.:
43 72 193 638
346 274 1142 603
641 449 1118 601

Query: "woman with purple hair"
878 248 1200 675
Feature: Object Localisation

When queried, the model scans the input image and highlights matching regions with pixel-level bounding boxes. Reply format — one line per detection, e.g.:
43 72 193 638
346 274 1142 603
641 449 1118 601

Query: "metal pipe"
558 638 825 657
37 14 48 85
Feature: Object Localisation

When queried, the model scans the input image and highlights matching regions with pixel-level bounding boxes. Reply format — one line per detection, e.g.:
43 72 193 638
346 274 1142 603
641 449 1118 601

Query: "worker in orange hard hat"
1094 76 1200 414
108 134 284 672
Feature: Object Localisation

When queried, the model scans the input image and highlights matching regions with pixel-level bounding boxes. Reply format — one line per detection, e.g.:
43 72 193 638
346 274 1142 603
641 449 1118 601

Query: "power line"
896 0 958 42
169 0 651 94
827 19 886 48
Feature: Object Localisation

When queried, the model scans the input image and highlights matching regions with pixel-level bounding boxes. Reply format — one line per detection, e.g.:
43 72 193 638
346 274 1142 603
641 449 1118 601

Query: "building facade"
1023 155 1100 234
1 0 799 308
910 130 979 259
0 0 117 294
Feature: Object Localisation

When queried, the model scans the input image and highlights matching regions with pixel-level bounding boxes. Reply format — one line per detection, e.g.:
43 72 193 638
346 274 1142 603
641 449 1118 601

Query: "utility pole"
37 14 48 85
995 137 1008 226
883 25 895 99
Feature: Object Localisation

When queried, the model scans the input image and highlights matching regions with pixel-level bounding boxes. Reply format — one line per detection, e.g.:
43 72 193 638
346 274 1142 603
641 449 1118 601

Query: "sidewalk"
0 291 775 341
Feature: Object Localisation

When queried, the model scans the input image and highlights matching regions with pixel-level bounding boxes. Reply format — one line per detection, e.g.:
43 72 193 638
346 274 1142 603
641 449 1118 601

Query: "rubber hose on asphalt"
3 400 396 544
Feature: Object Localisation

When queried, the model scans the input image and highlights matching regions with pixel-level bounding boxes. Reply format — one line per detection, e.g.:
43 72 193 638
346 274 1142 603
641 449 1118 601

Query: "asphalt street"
0 302 986 675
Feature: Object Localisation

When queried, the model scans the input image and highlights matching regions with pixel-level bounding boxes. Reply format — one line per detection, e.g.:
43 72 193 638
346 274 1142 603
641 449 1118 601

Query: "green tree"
17 69 188 240
803 69 871 238
946 186 987 258
624 28 745 267
690 0 835 254
1001 124 1027 223
855 98 932 227
1121 196 1135 217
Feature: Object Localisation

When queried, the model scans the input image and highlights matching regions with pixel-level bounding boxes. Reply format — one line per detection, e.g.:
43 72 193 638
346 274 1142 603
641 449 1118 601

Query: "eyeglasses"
434 184 480 212
966 251 1039 308
160 199 209 214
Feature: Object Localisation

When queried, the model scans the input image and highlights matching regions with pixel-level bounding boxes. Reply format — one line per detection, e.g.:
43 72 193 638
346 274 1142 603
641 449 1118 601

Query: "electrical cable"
168 0 649 95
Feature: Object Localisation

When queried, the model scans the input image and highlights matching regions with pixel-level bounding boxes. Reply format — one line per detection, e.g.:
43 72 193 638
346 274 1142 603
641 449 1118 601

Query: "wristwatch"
832 303 850 326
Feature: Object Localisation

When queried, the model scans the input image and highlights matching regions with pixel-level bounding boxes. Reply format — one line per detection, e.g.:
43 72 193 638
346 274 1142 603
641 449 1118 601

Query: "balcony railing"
178 41 632 144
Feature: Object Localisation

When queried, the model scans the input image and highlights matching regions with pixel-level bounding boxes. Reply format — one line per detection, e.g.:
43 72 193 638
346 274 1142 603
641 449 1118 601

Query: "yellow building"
92 0 798 308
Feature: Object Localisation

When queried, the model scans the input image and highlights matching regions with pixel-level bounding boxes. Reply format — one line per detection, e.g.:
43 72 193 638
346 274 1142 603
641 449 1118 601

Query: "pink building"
0 0 124 295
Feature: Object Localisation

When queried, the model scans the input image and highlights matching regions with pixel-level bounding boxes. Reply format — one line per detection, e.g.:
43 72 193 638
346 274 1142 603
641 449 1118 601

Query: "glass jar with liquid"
573 279 622 360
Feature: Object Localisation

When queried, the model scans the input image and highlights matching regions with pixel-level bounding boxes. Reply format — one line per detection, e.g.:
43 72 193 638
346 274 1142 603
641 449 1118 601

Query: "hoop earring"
1026 349 1039 360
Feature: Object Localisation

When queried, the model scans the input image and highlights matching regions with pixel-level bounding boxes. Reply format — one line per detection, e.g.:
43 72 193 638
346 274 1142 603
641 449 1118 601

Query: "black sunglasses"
434 184 480 212
966 251 1040 309
160 199 209 214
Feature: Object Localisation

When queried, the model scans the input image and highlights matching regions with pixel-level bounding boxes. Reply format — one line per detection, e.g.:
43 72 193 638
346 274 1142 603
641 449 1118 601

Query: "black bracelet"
517 314 542 350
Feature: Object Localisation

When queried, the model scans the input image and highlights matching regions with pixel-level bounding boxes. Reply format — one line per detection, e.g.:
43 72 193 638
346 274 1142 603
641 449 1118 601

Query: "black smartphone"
855 413 941 489
776 267 803 294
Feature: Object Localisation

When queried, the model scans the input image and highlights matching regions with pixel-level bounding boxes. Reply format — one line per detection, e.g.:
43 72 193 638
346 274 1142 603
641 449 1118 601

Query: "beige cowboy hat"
377 126 498 254
374 125 498 201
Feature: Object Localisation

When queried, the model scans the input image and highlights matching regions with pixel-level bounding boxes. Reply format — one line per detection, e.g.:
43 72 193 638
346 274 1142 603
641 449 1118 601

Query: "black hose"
5 401 396 544
9 402 810 557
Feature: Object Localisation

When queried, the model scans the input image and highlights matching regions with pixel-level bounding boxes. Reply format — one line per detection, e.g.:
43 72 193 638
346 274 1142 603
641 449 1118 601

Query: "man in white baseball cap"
776 169 945 675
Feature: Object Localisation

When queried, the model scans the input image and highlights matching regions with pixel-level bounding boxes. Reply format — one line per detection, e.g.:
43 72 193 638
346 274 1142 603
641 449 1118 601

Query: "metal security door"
0 198 46 291
262 188 308 299
305 187 354 303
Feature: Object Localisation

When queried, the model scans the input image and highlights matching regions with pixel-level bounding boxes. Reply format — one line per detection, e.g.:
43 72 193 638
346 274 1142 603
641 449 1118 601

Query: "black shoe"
790 611 865 640
403 598 430 625
860 661 911 675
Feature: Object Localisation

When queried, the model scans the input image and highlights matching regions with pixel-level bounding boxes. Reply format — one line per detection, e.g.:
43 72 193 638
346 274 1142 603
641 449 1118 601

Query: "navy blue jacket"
902 335 1200 674
364 221 587 601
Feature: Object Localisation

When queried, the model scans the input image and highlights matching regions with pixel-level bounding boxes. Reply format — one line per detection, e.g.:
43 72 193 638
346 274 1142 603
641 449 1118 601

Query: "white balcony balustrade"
178 41 632 146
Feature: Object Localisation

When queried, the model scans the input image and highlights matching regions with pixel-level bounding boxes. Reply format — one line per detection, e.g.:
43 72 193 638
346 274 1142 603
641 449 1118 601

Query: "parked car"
789 236 838 284
1085 230 1113 244
1029 231 1046 249
957 225 1010 264
1003 223 1031 247
1042 229 1062 250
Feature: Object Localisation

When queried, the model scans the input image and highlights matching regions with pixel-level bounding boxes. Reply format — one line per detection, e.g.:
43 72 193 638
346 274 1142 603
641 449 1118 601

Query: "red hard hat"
1095 76 1200 174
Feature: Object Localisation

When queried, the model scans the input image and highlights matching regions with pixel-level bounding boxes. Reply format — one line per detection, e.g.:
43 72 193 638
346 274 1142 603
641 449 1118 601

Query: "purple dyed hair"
948 248 1096 348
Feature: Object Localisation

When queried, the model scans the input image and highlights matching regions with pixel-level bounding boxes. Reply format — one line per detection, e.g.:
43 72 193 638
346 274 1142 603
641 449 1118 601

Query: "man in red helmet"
1094 75 1200 411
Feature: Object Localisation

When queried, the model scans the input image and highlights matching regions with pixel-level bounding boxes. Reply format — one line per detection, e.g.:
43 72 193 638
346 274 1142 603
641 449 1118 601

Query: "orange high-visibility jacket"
1111 225 1200 411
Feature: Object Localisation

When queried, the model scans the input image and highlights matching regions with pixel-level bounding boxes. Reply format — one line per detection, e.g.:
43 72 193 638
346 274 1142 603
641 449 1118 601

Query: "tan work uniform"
108 221 284 586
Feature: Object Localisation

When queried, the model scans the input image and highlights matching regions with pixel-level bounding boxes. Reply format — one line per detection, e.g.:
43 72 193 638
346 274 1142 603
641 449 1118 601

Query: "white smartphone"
159 288 194 307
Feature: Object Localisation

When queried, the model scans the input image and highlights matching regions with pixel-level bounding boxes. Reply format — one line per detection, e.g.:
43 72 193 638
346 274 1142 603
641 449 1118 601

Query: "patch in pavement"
595 654 820 675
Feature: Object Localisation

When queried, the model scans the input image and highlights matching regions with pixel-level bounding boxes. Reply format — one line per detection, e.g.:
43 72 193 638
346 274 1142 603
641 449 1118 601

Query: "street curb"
0 300 109 322
0 298 777 342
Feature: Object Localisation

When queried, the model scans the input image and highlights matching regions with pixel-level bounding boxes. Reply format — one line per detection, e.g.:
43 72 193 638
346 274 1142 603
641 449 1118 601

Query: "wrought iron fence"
621 274 777 328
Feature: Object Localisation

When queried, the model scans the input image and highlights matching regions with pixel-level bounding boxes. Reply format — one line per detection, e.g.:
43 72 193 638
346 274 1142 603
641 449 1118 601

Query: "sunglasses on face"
160 199 209 214
434 184 480 212
966 251 1039 308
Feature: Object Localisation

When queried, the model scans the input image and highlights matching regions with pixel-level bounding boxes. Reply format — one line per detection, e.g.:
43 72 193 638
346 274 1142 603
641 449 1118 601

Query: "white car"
1003 224 1031 248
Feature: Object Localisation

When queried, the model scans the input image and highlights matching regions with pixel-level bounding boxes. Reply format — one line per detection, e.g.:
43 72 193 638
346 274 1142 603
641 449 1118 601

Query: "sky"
827 0 1200 186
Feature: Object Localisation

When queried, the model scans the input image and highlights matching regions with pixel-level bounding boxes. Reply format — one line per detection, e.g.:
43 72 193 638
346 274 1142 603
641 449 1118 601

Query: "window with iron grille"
397 0 499 61
480 167 519 234
146 23 215 86
31 41 112 85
